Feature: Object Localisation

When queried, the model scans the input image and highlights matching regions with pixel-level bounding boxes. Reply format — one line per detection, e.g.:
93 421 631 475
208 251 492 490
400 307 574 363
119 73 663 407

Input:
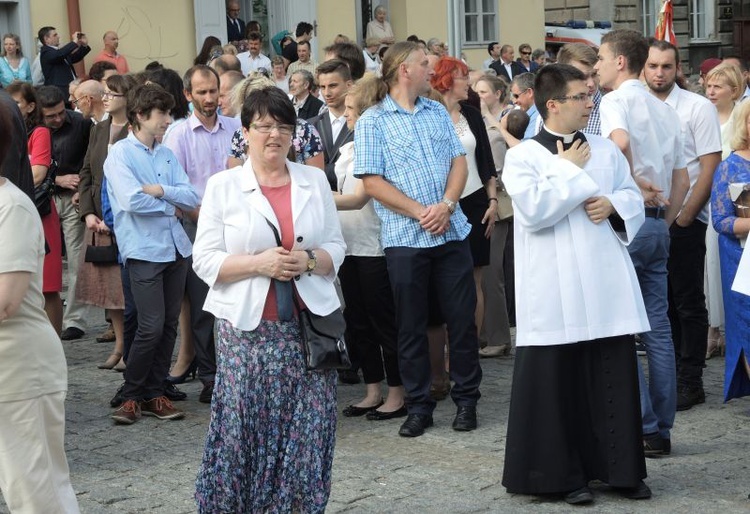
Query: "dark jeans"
668 220 708 387
384 240 482 415
338 256 401 386
184 219 217 383
120 264 137 362
122 258 188 401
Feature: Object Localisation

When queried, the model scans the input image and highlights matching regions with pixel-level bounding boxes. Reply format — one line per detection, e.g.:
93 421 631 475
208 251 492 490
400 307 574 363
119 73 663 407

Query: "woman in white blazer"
192 87 345 514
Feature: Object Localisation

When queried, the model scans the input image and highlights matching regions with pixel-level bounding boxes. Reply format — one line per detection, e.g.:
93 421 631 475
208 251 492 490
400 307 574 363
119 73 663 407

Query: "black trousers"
338 256 401 386
184 219 217 383
668 220 708 387
384 240 482 415
120 263 137 362
123 258 188 401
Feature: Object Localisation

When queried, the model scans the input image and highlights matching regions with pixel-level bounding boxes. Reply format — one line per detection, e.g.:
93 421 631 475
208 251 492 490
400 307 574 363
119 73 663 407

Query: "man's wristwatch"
442 197 456 214
305 250 317 272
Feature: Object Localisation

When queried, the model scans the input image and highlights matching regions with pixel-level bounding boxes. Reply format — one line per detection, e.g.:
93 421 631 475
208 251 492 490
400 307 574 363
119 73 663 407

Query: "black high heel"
166 360 197 384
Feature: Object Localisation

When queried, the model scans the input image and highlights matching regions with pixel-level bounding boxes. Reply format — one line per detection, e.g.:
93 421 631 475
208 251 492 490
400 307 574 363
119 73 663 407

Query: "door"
267 0 317 57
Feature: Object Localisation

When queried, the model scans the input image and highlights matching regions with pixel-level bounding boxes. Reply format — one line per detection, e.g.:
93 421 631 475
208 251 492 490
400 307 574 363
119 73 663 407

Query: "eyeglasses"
511 89 528 100
553 92 594 103
102 92 124 99
250 123 295 136
72 95 89 106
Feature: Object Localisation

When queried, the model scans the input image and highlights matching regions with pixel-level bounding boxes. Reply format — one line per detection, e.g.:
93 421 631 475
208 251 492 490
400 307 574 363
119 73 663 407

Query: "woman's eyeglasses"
103 92 124 99
250 123 295 136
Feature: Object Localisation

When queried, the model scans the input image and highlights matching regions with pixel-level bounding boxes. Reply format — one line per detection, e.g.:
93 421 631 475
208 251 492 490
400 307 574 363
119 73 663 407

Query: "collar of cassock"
532 126 587 154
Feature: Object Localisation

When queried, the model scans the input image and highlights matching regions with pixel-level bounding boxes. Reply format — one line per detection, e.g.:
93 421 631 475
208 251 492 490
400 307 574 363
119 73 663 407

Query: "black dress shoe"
342 400 383 417
164 383 187 402
366 405 408 421
199 381 214 404
615 480 652 500
61 327 85 341
452 405 477 431
166 360 198 385
109 382 125 408
564 486 594 505
398 413 433 437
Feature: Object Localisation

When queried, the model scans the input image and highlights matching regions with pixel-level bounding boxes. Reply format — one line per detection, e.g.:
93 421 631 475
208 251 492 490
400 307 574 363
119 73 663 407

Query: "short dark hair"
297 40 311 50
406 35 420 43
105 74 137 96
323 42 365 80
145 60 164 71
487 42 499 56
36 85 66 109
534 64 586 120
723 54 749 72
5 81 41 130
38 26 54 44
240 86 296 129
144 68 190 120
316 58 352 82
647 37 680 65
601 29 648 75
505 109 530 140
89 61 117 82
183 64 221 93
247 31 262 42
127 83 175 130
295 22 313 38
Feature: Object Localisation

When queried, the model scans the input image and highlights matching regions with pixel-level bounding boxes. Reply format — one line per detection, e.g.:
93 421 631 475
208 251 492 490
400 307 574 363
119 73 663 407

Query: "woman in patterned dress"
193 86 345 513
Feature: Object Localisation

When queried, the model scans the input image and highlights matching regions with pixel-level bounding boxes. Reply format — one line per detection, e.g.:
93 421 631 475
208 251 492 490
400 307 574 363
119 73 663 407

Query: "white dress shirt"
600 79 687 200
329 112 345 143
237 51 272 76
192 160 346 331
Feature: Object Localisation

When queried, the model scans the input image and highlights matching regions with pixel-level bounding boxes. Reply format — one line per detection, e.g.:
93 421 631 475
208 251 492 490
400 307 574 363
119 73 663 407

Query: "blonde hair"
347 72 388 115
222 44 238 56
231 74 275 115
705 63 744 102
731 99 750 151
381 41 420 89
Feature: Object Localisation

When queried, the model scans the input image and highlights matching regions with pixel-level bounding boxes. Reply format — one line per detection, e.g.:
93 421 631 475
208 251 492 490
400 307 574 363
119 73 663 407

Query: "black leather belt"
644 207 665 219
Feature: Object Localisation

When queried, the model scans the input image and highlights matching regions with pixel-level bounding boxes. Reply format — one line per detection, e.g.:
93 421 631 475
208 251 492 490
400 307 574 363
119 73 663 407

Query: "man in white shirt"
502 63 651 507
596 29 691 458
236 32 271 76
644 40 722 412
310 59 353 190
489 44 525 83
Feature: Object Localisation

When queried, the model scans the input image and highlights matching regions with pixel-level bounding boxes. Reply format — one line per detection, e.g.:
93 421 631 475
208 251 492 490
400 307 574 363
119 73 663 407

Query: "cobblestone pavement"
3 317 749 513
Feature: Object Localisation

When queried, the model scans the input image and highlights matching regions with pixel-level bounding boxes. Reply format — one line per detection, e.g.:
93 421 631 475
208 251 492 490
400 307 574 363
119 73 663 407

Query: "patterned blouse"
228 118 323 164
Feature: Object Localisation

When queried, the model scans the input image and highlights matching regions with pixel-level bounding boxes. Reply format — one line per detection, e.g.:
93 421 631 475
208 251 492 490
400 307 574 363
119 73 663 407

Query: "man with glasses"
37 85 93 341
226 1 246 43
502 63 651 506
517 43 538 73
508 72 541 141
164 65 240 404
72 79 106 123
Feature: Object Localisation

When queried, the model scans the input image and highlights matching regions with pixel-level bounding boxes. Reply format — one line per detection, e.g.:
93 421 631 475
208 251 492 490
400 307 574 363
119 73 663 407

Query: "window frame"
461 0 497 47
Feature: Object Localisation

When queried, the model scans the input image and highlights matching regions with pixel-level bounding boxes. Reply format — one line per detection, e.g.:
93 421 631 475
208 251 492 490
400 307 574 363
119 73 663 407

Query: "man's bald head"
210 53 242 74
74 80 105 119
102 31 119 52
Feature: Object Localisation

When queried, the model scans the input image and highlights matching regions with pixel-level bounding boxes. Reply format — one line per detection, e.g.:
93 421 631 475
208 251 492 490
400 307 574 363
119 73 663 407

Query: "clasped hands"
257 248 308 281
419 202 452 235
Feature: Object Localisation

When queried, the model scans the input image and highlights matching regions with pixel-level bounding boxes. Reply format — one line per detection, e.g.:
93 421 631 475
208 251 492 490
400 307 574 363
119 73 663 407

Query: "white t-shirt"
335 142 383 256
0 180 67 402
663 85 722 224
456 114 484 198
600 79 687 200
237 51 272 76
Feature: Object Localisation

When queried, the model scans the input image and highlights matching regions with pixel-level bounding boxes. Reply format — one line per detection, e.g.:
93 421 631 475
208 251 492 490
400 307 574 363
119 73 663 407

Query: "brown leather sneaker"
141 396 185 420
112 399 141 425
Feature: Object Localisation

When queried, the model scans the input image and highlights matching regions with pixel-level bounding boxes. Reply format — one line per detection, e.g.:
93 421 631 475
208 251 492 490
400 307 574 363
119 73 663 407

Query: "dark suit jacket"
226 15 246 42
78 118 129 220
297 95 324 122
490 59 527 83
40 42 90 89
310 111 354 190
0 89 33 199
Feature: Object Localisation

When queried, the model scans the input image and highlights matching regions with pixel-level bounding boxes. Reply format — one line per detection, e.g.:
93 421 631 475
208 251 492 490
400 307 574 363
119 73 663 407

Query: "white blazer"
192 159 346 331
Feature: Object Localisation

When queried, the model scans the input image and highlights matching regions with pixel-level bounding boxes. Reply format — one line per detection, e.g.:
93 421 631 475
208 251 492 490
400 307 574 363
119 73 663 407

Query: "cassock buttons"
296 236 303 242
294 276 300 281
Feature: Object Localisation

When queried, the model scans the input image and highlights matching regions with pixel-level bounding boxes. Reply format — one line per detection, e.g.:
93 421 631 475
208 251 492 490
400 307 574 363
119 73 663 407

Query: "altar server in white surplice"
501 64 652 507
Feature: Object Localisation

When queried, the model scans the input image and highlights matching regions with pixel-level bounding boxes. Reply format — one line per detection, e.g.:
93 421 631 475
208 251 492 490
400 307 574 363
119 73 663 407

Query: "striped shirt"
353 94 470 249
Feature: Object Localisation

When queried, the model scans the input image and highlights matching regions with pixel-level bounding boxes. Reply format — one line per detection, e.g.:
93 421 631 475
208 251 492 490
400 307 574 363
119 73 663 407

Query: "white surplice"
504 134 650 347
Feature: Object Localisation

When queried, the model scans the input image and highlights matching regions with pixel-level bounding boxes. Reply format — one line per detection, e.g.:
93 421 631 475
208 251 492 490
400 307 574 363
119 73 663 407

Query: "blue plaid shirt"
583 89 602 136
353 95 470 249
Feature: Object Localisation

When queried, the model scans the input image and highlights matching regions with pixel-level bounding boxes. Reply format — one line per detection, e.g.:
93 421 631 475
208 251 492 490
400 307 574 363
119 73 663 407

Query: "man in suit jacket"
39 26 90 101
490 44 525 83
310 59 354 190
226 1 246 43
290 69 324 121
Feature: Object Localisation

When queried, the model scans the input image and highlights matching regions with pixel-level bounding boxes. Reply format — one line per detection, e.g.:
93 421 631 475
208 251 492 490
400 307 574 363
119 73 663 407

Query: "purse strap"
263 217 304 312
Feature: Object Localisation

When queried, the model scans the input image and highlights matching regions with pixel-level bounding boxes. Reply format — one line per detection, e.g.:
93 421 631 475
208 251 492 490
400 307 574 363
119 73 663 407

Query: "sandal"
98 352 123 370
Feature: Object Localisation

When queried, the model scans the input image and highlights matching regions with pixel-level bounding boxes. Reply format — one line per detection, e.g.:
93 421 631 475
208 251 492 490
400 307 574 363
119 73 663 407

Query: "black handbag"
33 160 57 217
263 217 351 371
84 232 119 265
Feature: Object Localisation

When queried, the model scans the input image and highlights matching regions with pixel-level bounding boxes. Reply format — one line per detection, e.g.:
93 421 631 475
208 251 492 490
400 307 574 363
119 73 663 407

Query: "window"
462 0 496 45
690 0 716 41
641 0 660 37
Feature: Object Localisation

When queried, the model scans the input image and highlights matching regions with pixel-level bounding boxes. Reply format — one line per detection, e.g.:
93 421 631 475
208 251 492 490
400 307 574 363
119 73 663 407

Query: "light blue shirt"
353 94 470 249
103 133 200 263
0 56 32 87
523 104 540 140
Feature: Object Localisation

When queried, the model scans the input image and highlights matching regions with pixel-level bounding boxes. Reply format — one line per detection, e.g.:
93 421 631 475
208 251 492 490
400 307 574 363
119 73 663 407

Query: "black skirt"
459 187 491 268
502 335 647 494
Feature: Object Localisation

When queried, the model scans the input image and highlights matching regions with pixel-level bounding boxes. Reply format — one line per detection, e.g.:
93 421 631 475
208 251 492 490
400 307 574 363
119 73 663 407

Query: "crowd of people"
0 2 749 512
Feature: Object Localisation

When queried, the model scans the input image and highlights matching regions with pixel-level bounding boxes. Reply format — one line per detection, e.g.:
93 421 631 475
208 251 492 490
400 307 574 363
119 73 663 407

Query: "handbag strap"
263 217 304 311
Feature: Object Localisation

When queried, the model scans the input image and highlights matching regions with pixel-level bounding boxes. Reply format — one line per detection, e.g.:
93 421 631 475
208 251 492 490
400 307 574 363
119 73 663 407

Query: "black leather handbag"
84 232 119 265
263 217 351 371
33 160 57 217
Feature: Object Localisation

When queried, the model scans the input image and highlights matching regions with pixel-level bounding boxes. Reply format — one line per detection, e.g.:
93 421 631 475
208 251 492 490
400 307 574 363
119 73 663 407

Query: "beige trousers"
54 191 90 331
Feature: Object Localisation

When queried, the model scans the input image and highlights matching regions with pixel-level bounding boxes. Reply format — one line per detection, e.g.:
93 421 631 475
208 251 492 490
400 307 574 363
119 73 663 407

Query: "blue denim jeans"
628 217 676 439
